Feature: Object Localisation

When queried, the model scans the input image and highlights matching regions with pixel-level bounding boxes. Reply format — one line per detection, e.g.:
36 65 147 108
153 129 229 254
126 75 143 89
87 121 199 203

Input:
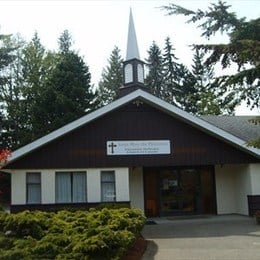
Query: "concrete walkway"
142 215 260 260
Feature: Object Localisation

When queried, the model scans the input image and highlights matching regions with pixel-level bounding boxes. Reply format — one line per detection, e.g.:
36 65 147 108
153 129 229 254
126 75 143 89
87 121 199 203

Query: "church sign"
107 140 171 155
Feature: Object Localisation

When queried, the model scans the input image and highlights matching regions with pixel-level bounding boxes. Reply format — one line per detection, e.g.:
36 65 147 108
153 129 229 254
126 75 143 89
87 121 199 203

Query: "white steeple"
126 8 140 60
119 8 148 97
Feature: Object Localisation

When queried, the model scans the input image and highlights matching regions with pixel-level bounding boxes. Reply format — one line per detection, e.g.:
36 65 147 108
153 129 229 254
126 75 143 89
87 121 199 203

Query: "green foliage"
34 50 95 136
190 48 238 115
0 33 21 150
161 1 260 109
97 46 123 106
161 1 245 38
145 37 189 107
247 116 260 148
0 31 97 150
0 207 146 259
2 210 50 239
145 38 233 115
145 41 164 97
0 33 17 85
58 29 73 54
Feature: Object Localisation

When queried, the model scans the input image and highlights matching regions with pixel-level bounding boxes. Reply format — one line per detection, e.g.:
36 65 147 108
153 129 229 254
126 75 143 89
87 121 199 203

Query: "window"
26 172 41 204
101 171 116 202
124 63 133 83
137 64 144 83
56 172 86 203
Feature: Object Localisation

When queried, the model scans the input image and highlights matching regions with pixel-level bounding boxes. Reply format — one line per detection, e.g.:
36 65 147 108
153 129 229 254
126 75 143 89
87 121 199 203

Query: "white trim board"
7 89 260 164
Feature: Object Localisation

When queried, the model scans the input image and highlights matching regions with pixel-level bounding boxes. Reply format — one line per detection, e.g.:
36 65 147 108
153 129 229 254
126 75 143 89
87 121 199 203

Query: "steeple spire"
126 8 140 60
119 8 148 97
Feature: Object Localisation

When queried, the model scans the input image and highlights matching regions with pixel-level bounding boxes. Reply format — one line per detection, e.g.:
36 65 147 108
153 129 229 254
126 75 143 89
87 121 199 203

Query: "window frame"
101 170 116 202
55 171 87 203
26 172 41 204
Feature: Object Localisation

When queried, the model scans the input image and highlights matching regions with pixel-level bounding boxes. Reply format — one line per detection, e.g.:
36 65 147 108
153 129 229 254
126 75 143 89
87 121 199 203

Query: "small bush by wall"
0 207 146 259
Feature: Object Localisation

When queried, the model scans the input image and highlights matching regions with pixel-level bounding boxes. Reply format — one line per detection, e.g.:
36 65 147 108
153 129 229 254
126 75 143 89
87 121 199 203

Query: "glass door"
180 169 201 214
160 168 201 216
160 169 182 215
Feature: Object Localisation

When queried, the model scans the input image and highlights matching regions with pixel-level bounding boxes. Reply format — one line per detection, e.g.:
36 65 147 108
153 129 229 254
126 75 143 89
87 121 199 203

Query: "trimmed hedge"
0 207 146 259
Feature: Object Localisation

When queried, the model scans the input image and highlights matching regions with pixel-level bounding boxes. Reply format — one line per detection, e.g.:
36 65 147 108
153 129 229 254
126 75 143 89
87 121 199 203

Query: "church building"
3 10 260 217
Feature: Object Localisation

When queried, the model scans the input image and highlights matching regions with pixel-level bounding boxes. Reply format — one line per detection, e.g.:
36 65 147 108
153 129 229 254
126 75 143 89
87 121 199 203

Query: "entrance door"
144 169 159 217
144 167 216 217
160 169 200 215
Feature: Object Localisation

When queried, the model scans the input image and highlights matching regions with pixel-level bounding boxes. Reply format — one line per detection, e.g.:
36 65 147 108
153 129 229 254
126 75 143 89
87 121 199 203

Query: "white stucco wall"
234 165 252 215
10 168 129 205
87 169 101 202
129 167 144 212
41 170 55 204
115 168 129 202
215 165 237 214
250 164 260 194
215 164 252 215
11 170 26 204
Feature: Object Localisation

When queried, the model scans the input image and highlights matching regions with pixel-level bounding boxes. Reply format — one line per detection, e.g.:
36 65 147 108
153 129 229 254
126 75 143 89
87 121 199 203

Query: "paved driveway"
142 215 260 260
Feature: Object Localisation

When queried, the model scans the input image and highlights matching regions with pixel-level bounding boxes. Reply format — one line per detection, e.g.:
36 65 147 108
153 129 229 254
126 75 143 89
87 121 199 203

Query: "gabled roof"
7 89 260 164
201 115 260 142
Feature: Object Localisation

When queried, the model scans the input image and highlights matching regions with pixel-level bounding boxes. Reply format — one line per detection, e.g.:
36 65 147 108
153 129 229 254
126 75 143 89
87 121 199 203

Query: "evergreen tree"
161 1 260 109
161 37 200 112
58 29 73 54
21 33 58 143
0 34 22 149
192 49 224 115
97 46 123 106
1 30 96 148
33 30 95 136
174 63 198 113
190 49 220 115
162 37 182 105
145 38 195 110
1 33 58 149
145 41 164 98
0 34 16 86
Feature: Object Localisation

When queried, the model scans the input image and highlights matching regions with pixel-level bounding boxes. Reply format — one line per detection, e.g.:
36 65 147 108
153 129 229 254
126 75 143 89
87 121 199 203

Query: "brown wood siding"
7 101 259 169
248 195 260 216
144 169 159 217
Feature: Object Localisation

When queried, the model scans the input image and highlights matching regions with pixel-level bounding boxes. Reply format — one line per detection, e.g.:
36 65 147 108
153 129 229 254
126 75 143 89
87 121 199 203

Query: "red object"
0 149 11 164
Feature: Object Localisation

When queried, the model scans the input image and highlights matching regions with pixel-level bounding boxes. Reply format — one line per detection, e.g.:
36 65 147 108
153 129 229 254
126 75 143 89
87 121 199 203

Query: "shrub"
0 207 146 259
3 210 51 239
0 211 8 231
0 236 14 249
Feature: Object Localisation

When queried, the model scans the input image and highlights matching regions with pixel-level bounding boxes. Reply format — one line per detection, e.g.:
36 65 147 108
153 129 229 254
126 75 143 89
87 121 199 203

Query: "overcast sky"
0 0 259 115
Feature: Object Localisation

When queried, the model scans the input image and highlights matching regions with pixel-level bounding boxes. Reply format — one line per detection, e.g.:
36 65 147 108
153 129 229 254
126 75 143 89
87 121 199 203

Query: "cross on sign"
108 142 117 154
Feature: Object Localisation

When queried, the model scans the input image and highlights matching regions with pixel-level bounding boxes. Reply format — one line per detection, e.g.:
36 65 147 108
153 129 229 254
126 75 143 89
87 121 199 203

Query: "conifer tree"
0 33 22 149
97 46 123 106
33 30 95 136
162 37 182 105
21 33 55 141
161 1 260 109
145 41 164 98
174 63 198 113
1 33 58 149
190 49 221 115
161 37 199 112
